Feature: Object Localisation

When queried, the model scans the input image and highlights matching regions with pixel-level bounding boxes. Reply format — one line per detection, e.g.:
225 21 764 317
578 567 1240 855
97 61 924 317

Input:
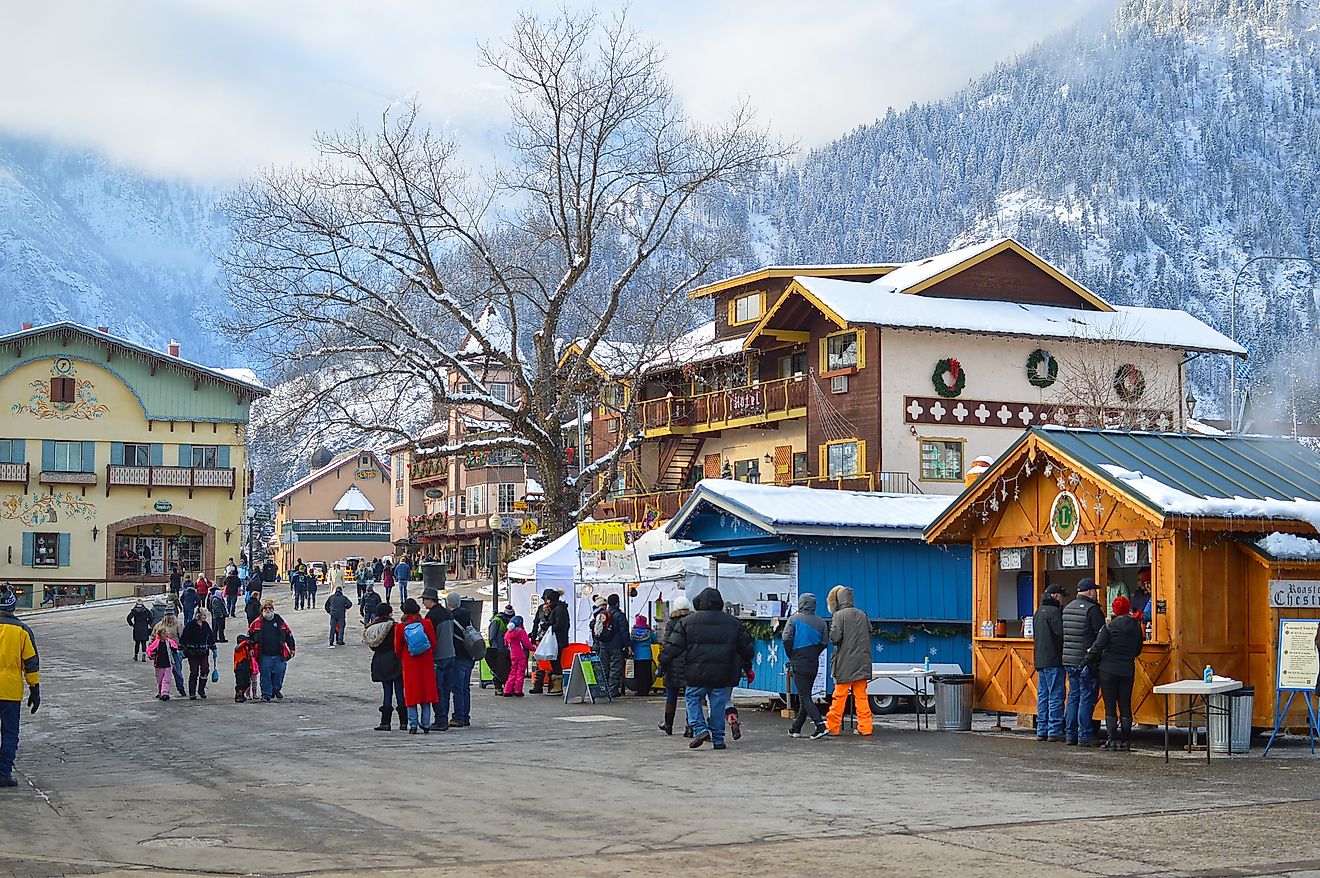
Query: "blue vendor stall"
657 479 973 710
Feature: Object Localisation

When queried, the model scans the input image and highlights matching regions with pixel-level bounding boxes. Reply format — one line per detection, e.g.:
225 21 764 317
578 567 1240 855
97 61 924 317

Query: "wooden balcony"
0 461 30 491
637 376 808 437
106 465 236 499
409 456 448 487
39 470 97 486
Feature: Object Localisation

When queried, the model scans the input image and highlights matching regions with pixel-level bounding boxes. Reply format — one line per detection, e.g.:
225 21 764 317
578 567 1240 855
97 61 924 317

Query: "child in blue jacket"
631 615 658 695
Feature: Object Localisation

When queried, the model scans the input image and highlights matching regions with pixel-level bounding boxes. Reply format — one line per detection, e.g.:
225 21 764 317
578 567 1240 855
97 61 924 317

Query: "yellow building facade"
271 449 393 572
0 323 267 607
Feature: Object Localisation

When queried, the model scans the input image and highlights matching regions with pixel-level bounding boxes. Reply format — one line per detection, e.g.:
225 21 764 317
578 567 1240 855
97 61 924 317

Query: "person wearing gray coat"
824 585 873 736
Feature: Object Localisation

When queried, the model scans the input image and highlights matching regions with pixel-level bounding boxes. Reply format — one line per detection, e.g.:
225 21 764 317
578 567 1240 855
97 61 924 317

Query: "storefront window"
825 441 860 478
32 533 60 567
920 439 964 481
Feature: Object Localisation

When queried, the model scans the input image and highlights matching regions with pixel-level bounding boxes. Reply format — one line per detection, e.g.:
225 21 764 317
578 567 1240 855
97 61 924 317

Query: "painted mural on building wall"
11 358 110 421
1 491 98 525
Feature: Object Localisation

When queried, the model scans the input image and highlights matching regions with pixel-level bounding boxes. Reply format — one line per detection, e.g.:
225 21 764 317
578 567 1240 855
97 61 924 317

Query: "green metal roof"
1039 428 1320 509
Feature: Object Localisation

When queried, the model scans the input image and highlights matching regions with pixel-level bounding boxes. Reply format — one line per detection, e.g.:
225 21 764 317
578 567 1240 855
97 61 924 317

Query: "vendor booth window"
987 547 1035 638
1041 544 1094 601
821 329 862 372
1105 541 1154 626
920 439 964 481
822 439 863 478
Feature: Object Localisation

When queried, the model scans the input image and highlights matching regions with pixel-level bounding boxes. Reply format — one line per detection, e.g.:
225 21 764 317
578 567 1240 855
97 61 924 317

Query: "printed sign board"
563 652 612 704
577 521 627 552
1276 619 1320 692
1270 580 1320 609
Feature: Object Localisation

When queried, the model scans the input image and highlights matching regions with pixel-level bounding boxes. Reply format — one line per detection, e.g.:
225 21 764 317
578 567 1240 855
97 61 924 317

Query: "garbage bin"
1209 685 1254 754
933 674 974 731
420 561 446 591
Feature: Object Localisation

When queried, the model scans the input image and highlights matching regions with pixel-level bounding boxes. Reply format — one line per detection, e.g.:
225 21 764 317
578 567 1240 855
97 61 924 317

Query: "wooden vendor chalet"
925 427 1320 728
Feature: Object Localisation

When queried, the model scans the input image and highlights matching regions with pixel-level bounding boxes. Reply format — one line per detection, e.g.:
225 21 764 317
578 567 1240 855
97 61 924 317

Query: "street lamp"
1229 256 1320 431
245 505 256 569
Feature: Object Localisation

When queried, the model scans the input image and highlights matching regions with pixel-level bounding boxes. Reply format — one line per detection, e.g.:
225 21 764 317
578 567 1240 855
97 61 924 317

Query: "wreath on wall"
932 357 966 398
1113 364 1147 402
1026 349 1058 388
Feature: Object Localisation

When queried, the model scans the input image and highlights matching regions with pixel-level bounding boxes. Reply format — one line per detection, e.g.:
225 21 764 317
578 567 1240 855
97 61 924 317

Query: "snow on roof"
1256 532 1320 561
669 478 955 539
578 322 747 379
1099 465 1320 533
562 411 593 430
272 448 389 502
525 477 544 497
870 238 1013 294
333 485 376 513
792 276 1245 356
460 306 516 358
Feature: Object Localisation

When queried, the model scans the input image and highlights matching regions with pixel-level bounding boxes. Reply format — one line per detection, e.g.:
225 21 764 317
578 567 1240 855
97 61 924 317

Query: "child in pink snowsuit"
145 625 179 700
504 615 534 697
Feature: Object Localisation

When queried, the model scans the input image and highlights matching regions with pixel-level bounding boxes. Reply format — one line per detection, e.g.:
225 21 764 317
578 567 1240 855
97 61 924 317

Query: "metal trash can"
933 674 974 731
1209 685 1254 754
420 561 446 591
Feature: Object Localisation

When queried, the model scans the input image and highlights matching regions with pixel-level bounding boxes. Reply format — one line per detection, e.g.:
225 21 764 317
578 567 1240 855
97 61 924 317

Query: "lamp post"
245 505 255 571
1229 256 1320 431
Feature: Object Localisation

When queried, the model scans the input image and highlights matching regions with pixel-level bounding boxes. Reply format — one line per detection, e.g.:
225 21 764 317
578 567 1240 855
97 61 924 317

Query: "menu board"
1276 619 1320 692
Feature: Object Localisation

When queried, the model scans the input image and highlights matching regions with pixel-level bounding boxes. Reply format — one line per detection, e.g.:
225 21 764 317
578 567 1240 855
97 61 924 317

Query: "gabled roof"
745 276 1244 356
665 478 955 540
0 321 270 395
271 448 389 503
926 428 1320 542
687 263 899 300
564 322 747 379
334 485 375 513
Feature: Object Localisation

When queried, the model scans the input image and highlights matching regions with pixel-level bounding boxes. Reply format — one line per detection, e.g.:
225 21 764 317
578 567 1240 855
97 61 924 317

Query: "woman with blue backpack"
392 598 438 734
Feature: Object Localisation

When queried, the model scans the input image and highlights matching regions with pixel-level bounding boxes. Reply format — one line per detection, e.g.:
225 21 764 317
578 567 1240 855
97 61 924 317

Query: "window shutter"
178 444 192 467
21 532 34 566
217 445 230 469
9 439 23 464
150 444 163 466
41 440 54 472
110 442 124 466
57 534 70 567
82 441 95 472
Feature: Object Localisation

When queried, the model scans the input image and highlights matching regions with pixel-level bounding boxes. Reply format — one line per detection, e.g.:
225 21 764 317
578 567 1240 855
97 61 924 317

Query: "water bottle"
1203 664 1213 683
924 655 930 672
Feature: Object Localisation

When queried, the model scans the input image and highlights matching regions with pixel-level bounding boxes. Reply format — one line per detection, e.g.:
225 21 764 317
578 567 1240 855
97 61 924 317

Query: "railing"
409 456 448 485
282 520 392 536
792 471 923 494
39 470 97 485
638 376 808 435
595 490 694 527
0 462 29 484
107 465 236 496
408 512 448 536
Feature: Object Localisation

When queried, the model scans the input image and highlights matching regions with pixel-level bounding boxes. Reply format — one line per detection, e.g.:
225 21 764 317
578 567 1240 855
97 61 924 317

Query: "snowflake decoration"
754 651 764 667
1044 462 1054 476
907 633 917 644
1056 477 1067 491
767 642 781 666
876 642 885 653
930 646 938 656
989 497 999 512
1068 472 1081 487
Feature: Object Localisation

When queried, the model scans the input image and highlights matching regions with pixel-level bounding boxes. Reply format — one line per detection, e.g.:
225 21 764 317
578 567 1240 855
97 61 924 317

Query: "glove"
27 685 40 714
745 668 755 685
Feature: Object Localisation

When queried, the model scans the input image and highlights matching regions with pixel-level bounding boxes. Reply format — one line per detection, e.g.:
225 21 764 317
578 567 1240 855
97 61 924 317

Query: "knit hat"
634 614 647 627
445 591 461 610
0 585 15 612
1112 595 1131 616
510 615 524 628
670 595 692 613
374 603 393 619
541 588 558 602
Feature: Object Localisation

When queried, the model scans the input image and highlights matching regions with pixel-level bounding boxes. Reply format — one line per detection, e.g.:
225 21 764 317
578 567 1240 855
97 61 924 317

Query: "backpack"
462 624 487 661
591 608 614 640
403 621 431 657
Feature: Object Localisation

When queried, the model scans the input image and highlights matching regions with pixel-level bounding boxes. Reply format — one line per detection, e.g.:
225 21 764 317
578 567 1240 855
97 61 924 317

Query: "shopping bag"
210 648 219 683
533 630 559 661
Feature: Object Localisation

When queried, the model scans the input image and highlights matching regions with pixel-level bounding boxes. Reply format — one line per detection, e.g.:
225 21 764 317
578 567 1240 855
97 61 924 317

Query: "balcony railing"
638 376 808 436
793 471 923 494
281 520 392 540
0 462 30 487
409 456 448 486
39 470 97 486
107 465 236 498
408 512 448 537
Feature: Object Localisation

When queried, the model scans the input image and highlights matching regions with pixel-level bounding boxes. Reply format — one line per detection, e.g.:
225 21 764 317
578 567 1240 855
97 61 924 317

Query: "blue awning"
651 540 796 561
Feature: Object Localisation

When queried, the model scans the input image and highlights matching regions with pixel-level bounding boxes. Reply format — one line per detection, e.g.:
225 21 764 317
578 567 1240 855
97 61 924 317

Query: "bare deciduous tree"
1048 319 1186 430
224 8 785 537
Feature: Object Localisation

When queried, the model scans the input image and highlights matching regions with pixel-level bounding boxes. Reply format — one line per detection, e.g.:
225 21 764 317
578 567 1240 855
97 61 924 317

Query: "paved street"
4 599 1320 878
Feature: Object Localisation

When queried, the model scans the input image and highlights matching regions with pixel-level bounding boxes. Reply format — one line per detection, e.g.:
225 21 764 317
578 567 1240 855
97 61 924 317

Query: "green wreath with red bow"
1113 364 1146 402
932 357 966 398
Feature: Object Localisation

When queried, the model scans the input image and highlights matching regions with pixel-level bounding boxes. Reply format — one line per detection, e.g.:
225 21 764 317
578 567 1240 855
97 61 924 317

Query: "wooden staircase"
655 436 704 492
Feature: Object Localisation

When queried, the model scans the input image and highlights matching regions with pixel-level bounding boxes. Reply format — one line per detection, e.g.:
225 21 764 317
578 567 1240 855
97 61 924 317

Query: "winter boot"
545 675 561 695
396 707 408 731
1120 719 1133 751
659 703 676 735
683 725 694 738
530 670 545 694
374 707 392 732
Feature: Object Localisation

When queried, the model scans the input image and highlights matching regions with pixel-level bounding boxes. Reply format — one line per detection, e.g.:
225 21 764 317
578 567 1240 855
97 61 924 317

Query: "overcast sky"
0 0 1104 183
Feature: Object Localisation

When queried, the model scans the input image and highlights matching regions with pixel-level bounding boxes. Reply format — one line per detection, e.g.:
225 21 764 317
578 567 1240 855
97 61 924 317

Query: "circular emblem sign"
153 500 173 513
423 488 443 499
1049 491 1080 546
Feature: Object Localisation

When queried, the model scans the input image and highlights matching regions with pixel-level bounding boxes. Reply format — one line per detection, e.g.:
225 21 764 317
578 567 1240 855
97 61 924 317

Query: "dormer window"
729 292 765 326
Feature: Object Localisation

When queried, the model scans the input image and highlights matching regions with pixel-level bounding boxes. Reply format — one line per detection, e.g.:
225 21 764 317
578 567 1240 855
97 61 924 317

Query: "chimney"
21 322 32 330
964 455 997 488
167 339 180 357
96 325 109 333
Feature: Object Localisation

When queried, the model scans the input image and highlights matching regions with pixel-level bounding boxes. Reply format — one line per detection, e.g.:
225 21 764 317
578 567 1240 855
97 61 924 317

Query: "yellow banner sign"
577 521 627 552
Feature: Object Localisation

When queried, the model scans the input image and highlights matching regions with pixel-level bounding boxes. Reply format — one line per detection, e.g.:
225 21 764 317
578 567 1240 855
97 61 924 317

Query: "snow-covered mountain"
758 0 1320 417
0 135 232 361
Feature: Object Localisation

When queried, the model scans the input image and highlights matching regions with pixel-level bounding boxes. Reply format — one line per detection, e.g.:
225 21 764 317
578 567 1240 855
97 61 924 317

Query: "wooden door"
703 454 721 479
773 445 793 486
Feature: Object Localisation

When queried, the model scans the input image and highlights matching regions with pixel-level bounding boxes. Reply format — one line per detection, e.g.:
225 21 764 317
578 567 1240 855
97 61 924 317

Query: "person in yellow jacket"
0 583 40 787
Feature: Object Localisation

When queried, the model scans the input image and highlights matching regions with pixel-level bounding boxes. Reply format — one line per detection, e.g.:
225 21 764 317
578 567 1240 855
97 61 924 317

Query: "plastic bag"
210 647 219 683
533 630 559 661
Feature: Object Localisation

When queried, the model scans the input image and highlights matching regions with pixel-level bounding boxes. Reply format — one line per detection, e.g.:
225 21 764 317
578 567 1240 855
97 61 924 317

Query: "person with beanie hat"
0 584 40 786
630 614 658 696
657 595 694 735
324 585 353 648
1062 578 1106 746
503 615 534 696
592 593 629 698
1086 595 1145 751
485 604 514 694
1033 584 1067 742
530 588 569 695
126 599 154 661
363 602 404 731
446 591 475 727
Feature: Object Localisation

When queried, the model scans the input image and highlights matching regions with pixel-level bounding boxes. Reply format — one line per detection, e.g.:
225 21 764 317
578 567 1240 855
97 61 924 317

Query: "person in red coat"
393 599 438 733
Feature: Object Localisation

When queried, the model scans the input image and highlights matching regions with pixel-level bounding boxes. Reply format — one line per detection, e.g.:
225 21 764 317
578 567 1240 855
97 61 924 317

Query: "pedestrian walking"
159 607 187 696
393 557 412 606
1063 578 1106 747
245 591 263 627
382 562 395 605
127 599 154 661
355 562 370 603
150 598 168 627
181 609 216 700
657 595 693 736
486 604 513 693
1033 583 1067 742
659 587 754 751
168 563 183 598
824 585 873 737
208 589 229 642
195 571 212 600
530 589 570 695
233 634 258 703
324 586 353 647
365 603 406 731
248 599 295 702
420 587 456 731
360 582 381 623
394 599 438 734
146 621 179 701
180 582 200 625
1087 595 1145 751
223 567 242 618
631 615 658 695
783 592 830 740
592 594 629 698
503 616 534 696
0 584 40 787
372 557 384 588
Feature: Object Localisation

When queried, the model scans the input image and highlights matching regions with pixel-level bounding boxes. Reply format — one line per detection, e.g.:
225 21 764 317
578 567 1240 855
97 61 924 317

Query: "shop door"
135 538 166 575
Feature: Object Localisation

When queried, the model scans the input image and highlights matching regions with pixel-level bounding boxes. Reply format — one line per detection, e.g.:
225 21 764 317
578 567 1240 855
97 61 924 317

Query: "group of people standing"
349 556 413 605
1033 577 1145 750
